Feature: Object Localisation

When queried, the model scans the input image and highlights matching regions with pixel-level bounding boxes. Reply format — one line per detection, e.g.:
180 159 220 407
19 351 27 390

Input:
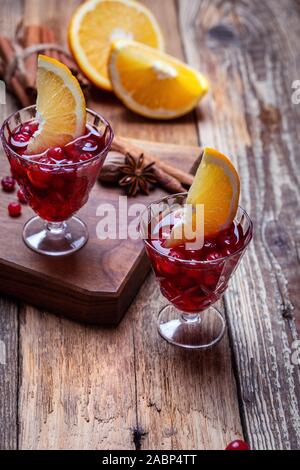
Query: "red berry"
203 272 218 288
47 147 65 161
225 439 249 450
204 251 223 261
17 188 27 204
1 176 16 192
158 258 179 276
20 122 38 135
10 132 31 146
81 138 99 152
219 235 232 247
218 232 238 249
222 247 236 257
64 142 79 159
169 248 188 260
8 202 22 217
38 156 52 165
185 249 203 261
204 239 217 249
27 167 52 189
79 152 94 162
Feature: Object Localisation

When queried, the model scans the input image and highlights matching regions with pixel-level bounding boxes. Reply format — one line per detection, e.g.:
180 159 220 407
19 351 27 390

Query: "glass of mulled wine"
1 105 114 256
140 193 253 349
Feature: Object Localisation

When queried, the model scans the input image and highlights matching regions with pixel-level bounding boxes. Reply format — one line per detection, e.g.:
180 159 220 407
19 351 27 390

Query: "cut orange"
108 40 209 119
68 0 164 91
166 148 240 247
27 55 86 154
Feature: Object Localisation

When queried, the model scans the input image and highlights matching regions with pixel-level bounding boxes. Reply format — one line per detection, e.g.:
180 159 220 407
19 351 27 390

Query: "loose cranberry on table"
225 439 250 450
8 202 22 218
17 188 27 204
1 176 16 192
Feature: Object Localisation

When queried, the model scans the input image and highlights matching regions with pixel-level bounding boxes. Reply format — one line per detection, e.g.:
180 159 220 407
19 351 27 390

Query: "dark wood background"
0 0 299 450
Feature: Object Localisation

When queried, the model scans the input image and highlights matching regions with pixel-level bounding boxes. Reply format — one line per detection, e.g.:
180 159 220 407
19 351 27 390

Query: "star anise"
118 153 158 196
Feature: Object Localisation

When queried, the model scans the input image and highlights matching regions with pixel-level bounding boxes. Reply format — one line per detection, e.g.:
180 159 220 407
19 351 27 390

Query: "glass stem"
46 221 66 235
181 313 201 324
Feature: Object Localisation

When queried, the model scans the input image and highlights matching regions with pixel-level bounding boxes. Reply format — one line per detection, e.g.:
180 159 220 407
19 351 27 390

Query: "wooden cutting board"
0 139 201 324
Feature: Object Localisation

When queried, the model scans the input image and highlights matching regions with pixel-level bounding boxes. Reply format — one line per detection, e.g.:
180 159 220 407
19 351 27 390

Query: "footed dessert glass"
1 105 114 256
140 193 253 349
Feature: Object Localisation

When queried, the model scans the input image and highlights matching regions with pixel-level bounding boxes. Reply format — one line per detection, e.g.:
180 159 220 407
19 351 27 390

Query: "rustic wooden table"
1 0 300 450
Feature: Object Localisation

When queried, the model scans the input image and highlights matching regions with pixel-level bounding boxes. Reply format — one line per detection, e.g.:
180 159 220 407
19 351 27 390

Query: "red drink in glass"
7 121 108 222
1 105 114 256
140 194 253 349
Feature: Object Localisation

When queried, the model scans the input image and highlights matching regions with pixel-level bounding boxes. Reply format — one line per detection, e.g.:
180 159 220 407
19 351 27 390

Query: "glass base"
23 216 88 257
157 305 226 349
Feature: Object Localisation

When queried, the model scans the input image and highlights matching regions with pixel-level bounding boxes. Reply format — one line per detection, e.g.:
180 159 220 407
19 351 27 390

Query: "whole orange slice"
68 0 164 91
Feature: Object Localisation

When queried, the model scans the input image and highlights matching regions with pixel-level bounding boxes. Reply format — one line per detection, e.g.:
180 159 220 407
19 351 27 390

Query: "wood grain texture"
128 0 243 450
178 0 300 449
18 306 137 449
0 298 18 450
0 0 23 450
131 278 242 450
13 0 243 450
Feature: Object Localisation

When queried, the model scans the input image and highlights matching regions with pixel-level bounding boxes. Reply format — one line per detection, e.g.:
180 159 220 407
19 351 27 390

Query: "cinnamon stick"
10 75 32 107
0 36 31 107
0 36 14 70
21 24 41 92
112 136 194 187
151 166 185 194
0 18 89 107
41 25 59 60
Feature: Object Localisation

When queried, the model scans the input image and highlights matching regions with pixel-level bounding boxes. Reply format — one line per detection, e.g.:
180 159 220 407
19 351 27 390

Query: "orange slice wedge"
27 55 86 154
166 148 240 247
108 40 209 119
68 0 164 91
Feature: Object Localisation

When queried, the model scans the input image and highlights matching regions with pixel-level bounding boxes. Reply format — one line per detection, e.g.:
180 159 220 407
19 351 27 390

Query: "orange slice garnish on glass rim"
27 55 86 155
166 147 240 247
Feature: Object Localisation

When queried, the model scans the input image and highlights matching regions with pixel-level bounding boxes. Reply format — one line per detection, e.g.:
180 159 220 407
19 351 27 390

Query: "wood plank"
18 305 137 449
130 279 243 450
0 0 23 450
178 0 300 449
127 0 243 450
17 0 135 450
0 298 18 450
15 0 242 449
